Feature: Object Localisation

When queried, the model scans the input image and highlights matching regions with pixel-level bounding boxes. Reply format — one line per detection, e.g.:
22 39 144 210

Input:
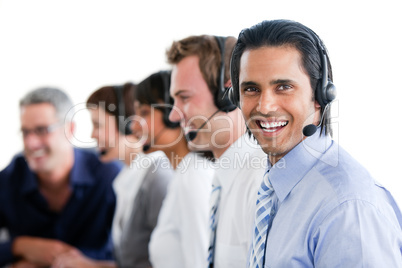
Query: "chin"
188 142 202 152
28 163 52 174
26 157 48 172
188 136 211 152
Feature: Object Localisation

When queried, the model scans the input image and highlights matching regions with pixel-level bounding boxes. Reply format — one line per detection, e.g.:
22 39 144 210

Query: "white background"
0 0 401 205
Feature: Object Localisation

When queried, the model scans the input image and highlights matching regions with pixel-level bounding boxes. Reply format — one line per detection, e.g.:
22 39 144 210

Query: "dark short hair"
230 19 333 136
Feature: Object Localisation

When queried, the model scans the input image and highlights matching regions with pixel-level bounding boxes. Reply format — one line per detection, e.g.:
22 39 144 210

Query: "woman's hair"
87 82 136 134
135 71 179 129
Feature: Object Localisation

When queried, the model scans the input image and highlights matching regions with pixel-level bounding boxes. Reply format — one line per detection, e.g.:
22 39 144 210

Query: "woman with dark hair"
132 71 214 268
132 71 189 168
53 82 174 268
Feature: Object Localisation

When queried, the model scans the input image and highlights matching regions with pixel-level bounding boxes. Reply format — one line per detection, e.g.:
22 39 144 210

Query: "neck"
213 109 246 159
164 136 190 169
268 154 282 166
38 172 70 191
122 134 143 166
36 147 74 188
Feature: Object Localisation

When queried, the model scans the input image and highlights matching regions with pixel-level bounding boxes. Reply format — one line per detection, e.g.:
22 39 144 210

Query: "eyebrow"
240 81 258 88
240 79 295 88
269 79 294 85
173 89 189 97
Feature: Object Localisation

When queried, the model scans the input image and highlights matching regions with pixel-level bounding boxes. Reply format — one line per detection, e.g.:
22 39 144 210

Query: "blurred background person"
0 87 121 268
167 35 266 267
136 71 214 268
53 83 174 268
132 71 189 168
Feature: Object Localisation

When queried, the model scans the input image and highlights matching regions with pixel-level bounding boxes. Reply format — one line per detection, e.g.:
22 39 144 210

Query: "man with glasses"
0 87 122 267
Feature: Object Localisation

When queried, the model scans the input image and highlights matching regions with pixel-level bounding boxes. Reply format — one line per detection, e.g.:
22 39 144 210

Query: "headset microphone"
185 131 198 142
302 104 330 137
143 144 151 152
185 109 220 141
143 127 167 152
302 124 318 137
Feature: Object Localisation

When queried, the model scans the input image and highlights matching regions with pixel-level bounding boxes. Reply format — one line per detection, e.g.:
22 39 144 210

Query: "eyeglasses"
20 122 63 138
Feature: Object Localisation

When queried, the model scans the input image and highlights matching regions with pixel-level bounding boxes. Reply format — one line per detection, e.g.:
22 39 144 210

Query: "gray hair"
19 87 75 122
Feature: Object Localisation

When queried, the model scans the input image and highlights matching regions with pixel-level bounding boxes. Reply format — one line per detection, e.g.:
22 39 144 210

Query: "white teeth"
260 121 288 129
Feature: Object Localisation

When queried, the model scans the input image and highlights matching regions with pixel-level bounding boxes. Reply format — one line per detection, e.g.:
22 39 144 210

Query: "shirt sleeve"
146 164 173 228
178 171 211 268
0 241 15 266
148 176 181 267
0 171 14 266
312 199 402 267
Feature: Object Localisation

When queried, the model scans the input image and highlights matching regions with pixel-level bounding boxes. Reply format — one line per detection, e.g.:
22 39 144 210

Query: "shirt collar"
268 130 333 202
69 148 100 186
20 149 95 196
214 134 263 190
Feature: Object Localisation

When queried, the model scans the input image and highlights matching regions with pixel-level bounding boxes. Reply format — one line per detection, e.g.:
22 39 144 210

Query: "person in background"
167 35 266 268
145 71 214 268
230 19 402 267
52 82 174 268
132 71 189 168
0 87 121 268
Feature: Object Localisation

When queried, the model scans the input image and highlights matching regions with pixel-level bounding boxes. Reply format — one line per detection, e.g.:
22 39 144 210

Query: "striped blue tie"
249 171 275 268
207 177 221 268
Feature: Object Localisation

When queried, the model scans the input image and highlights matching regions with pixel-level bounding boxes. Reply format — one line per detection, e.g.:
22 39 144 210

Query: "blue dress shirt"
261 130 402 267
0 148 122 266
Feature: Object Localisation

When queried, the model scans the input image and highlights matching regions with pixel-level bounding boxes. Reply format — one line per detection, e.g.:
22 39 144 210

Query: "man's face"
239 46 320 163
169 55 221 151
20 103 73 174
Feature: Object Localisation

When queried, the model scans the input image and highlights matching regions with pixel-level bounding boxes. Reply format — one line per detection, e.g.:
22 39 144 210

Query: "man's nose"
256 90 279 114
23 132 43 150
169 105 184 124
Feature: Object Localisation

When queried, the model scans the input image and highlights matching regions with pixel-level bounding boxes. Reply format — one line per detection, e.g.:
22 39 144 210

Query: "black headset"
227 31 337 109
214 36 237 113
159 70 180 129
113 85 132 135
310 32 337 108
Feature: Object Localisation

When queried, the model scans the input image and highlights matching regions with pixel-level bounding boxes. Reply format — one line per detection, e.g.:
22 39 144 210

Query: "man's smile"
257 120 288 133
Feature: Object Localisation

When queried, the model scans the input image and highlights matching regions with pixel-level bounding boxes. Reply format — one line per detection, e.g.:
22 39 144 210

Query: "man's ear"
65 121 76 138
314 100 321 110
224 79 232 88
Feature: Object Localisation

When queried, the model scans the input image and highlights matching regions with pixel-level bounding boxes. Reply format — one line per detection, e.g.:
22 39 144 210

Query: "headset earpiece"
323 81 336 105
313 34 337 107
160 70 180 129
214 36 237 113
114 85 133 135
225 86 237 108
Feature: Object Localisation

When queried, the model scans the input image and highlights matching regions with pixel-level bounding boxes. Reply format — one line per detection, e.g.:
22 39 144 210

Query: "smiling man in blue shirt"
230 20 402 267
0 87 122 267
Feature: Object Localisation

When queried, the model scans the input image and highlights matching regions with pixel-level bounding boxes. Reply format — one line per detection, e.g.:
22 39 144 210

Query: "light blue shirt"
262 130 402 267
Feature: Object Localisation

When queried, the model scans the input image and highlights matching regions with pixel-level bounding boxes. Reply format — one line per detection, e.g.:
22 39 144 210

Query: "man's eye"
179 95 189 101
277 84 292 91
35 127 49 136
243 87 259 95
